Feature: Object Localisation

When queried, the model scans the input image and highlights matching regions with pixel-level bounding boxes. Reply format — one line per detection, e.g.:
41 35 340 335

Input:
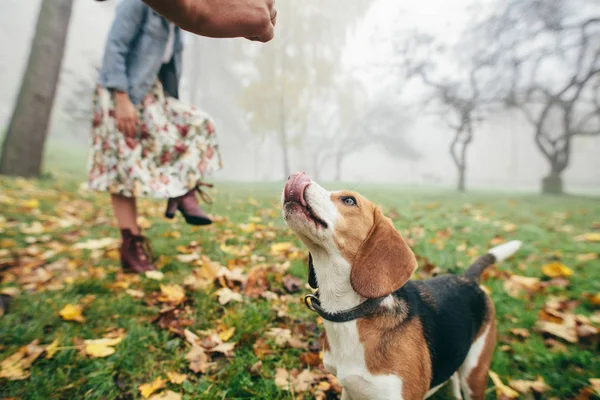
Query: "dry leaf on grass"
590 379 600 396
139 377 166 398
166 371 187 384
0 340 44 380
536 315 578 343
214 287 243 305
217 327 235 342
489 371 519 399
186 345 209 373
44 339 60 359
541 262 573 278
83 332 126 358
149 391 182 400
73 237 118 250
158 284 186 306
574 232 600 242
509 328 530 339
145 270 164 281
503 275 540 298
59 304 85 323
509 377 548 394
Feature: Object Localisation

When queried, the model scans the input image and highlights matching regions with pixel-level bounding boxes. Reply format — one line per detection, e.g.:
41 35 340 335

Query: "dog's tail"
464 240 522 283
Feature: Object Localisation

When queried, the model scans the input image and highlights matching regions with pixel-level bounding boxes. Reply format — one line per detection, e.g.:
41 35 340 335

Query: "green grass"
1 176 599 400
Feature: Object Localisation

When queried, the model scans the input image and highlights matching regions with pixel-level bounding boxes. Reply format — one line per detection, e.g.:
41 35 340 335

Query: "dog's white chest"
323 321 404 400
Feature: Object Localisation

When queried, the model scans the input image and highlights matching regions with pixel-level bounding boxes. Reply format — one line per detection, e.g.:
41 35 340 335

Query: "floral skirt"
87 82 222 198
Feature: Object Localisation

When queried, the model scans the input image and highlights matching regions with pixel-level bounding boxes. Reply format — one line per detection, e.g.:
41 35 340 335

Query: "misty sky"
1 0 599 191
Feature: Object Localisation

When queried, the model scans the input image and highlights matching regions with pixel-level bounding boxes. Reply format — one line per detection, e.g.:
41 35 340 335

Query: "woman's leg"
111 194 138 233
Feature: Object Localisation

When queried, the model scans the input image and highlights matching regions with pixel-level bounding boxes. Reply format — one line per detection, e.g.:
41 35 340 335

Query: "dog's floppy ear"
350 208 417 298
308 253 318 289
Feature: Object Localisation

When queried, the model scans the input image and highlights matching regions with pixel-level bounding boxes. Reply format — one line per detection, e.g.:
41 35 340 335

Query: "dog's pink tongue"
284 172 310 206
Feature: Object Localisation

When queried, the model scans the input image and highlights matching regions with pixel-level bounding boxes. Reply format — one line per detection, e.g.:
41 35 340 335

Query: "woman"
88 0 222 273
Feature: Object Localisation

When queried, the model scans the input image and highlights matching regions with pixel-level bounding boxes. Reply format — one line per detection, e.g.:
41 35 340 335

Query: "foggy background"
1 0 599 192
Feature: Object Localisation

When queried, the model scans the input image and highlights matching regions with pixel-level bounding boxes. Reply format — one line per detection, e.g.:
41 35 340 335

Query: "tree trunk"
457 166 466 192
0 0 74 177
542 173 563 194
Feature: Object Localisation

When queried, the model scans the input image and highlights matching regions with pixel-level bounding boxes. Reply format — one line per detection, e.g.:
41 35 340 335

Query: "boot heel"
165 198 178 219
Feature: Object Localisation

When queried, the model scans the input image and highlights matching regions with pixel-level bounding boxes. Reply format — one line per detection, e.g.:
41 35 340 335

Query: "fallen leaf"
207 342 236 356
576 253 598 263
0 340 44 380
84 336 124 358
282 274 303 293
489 371 519 399
139 377 166 398
509 328 530 339
587 293 600 306
145 270 164 281
274 368 291 390
536 315 578 343
158 284 186 306
59 304 85 323
218 327 236 342
575 232 600 242
166 371 187 384
186 345 209 373
73 237 118 250
541 262 573 278
214 288 243 305
300 352 321 366
509 377 548 394
590 379 600 396
270 242 293 256
45 339 60 359
503 275 540 298
126 289 145 299
148 391 182 400
20 199 40 209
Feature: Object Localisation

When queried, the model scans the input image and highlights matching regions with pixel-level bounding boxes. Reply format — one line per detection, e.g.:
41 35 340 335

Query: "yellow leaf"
145 270 164 281
248 197 259 206
0 238 17 248
590 378 600 396
21 199 40 209
158 284 186 305
503 223 517 232
590 293 600 306
270 242 293 256
541 262 573 278
149 390 182 400
574 232 600 242
137 216 153 229
139 377 166 398
0 340 44 380
166 371 187 384
489 371 519 399
45 339 60 359
73 237 118 250
83 336 123 358
218 327 236 342
576 253 598 263
59 304 85 323
164 231 181 239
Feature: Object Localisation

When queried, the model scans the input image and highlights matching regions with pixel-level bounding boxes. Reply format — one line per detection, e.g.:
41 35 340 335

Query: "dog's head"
282 172 417 298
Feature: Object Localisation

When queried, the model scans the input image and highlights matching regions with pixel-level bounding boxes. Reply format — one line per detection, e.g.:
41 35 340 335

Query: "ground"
0 175 599 400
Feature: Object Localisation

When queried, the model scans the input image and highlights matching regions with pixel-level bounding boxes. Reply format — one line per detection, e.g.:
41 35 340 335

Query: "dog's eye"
341 196 357 206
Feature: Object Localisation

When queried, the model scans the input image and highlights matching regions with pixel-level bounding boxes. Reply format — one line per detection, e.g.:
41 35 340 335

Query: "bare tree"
473 0 600 193
0 0 74 177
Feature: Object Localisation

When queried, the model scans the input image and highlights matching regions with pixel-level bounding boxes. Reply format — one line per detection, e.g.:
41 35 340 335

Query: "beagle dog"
281 172 522 400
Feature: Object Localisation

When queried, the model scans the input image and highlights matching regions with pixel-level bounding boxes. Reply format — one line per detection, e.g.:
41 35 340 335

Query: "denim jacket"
98 0 183 104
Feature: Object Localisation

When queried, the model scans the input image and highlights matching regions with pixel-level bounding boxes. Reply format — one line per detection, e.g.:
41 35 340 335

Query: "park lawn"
0 176 599 400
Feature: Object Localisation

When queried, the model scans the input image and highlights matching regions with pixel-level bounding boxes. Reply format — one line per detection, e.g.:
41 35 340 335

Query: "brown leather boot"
120 229 156 273
165 185 212 226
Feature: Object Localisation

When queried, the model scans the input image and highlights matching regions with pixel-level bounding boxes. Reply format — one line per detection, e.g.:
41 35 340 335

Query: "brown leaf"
243 267 269 298
509 377 548 394
282 274 303 293
299 352 321 367
503 275 540 298
509 328 530 339
186 345 209 374
253 338 274 359
536 314 578 343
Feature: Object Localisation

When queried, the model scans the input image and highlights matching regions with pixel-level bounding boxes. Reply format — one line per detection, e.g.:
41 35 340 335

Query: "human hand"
114 91 138 137
142 0 277 42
